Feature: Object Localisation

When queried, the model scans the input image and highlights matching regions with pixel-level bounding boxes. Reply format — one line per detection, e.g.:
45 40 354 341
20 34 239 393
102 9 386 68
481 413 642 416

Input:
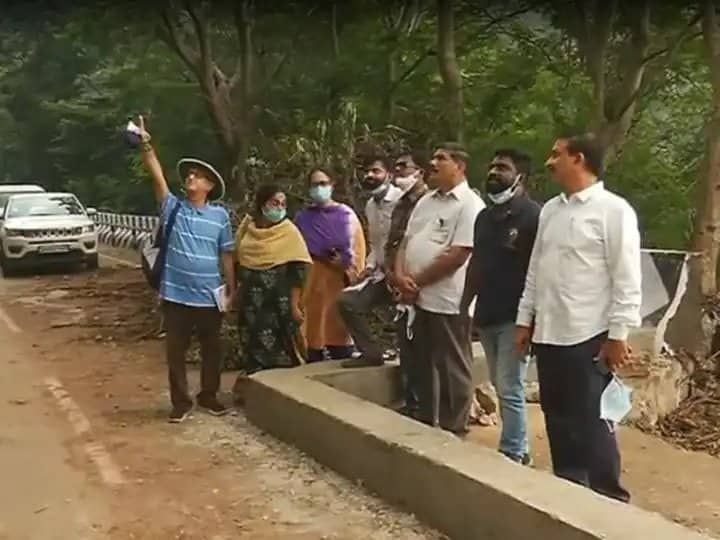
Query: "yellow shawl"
235 215 312 270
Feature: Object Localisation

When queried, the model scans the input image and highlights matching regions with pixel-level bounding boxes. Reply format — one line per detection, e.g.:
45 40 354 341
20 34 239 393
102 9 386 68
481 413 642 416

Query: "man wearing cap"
136 116 236 423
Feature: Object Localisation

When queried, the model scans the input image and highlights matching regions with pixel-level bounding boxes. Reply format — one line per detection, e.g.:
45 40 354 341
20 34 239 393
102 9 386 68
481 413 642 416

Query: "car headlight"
3 229 23 237
82 225 95 233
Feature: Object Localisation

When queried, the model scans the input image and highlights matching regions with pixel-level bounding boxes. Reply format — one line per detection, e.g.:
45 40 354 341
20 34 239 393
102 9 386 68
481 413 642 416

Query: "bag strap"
163 199 183 248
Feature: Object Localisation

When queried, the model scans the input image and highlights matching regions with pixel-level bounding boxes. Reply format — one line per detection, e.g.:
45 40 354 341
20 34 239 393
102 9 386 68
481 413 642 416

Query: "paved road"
0 276 107 539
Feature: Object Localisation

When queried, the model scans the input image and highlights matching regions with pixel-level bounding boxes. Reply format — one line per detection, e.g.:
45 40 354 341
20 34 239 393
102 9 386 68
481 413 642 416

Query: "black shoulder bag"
141 200 182 291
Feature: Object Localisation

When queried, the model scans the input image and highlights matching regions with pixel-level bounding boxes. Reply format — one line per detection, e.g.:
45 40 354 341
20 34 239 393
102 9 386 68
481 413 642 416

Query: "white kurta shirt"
364 184 403 274
516 182 642 345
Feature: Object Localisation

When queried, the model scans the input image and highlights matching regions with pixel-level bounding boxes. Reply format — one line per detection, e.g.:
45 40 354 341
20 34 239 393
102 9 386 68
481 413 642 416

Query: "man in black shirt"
461 148 540 464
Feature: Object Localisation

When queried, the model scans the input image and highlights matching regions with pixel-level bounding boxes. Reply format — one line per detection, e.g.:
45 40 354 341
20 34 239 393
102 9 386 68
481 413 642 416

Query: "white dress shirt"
516 182 642 345
365 184 403 274
404 180 485 315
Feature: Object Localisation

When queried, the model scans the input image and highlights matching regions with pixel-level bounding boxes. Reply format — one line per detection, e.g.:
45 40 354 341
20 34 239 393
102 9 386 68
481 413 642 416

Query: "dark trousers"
413 307 473 434
534 334 630 503
164 301 223 409
396 311 420 411
337 280 392 361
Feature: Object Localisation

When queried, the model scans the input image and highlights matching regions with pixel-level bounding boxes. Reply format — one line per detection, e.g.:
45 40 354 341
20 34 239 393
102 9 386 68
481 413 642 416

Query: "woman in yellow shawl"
234 183 312 377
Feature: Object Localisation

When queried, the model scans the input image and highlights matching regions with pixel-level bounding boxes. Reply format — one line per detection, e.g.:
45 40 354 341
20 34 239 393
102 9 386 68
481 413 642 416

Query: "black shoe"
501 451 534 467
197 397 229 416
341 356 384 368
168 405 193 424
397 405 420 419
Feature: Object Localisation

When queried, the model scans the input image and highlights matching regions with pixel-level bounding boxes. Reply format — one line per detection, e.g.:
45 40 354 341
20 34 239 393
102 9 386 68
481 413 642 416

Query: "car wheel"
86 253 99 271
0 248 18 277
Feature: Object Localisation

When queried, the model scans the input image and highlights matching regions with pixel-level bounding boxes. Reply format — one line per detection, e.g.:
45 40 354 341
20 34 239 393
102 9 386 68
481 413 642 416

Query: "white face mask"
487 174 521 205
600 375 633 430
395 170 422 193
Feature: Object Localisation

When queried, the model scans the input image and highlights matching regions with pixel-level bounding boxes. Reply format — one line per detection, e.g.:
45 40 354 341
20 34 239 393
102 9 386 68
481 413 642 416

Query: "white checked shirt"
516 182 642 345
365 184 403 273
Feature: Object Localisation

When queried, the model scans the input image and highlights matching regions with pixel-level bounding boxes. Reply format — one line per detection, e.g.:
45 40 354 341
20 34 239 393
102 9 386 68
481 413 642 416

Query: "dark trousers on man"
412 307 474 434
534 333 630 503
164 301 223 409
396 309 420 412
337 280 392 362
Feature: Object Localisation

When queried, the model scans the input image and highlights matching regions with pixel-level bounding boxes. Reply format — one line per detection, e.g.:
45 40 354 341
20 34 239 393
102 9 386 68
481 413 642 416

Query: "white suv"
0 192 99 276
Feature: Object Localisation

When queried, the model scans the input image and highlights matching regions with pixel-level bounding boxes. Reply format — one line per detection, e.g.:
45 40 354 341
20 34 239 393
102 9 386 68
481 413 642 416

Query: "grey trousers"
413 307 474 434
337 280 392 361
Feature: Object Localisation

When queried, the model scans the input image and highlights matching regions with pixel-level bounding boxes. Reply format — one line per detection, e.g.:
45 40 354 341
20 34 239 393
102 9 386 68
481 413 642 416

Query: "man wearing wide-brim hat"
135 115 236 423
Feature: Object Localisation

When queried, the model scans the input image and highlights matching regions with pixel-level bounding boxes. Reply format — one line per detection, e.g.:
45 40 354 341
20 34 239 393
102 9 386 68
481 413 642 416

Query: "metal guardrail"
93 212 159 251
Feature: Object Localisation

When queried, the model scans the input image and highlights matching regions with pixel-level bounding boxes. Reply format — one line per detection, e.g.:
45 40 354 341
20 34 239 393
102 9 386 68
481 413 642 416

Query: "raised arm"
137 115 170 204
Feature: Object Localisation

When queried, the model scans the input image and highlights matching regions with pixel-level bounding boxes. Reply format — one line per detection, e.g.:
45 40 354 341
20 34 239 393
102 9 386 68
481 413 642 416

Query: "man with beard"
395 143 485 435
515 133 641 502
338 156 403 366
461 148 540 464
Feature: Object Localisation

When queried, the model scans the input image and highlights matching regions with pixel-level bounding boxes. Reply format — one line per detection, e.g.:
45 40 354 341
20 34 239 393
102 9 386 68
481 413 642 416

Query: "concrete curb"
245 362 711 540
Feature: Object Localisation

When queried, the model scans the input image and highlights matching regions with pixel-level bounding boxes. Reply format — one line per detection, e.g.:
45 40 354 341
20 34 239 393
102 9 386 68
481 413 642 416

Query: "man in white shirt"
515 133 641 502
395 143 485 435
338 156 403 366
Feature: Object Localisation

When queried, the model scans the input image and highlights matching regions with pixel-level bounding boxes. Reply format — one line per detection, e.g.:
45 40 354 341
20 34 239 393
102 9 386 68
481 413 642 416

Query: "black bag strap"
156 199 182 280
163 199 183 248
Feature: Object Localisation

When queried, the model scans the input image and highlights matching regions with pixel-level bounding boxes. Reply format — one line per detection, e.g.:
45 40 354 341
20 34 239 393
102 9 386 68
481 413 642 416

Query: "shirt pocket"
429 214 454 244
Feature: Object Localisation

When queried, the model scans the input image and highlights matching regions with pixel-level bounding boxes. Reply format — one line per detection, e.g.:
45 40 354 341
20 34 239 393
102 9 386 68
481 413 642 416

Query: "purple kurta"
295 203 354 268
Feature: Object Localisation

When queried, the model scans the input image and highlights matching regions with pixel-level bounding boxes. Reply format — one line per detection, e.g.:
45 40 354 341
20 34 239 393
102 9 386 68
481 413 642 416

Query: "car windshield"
6 195 84 218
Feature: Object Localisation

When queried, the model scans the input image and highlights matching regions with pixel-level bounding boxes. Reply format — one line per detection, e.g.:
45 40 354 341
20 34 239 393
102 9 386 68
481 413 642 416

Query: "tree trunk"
436 0 463 142
582 0 649 162
385 46 399 122
665 0 720 356
695 0 720 296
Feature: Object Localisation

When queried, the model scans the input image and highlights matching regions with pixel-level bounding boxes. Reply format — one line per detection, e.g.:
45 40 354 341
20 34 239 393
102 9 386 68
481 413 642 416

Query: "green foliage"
0 3 711 249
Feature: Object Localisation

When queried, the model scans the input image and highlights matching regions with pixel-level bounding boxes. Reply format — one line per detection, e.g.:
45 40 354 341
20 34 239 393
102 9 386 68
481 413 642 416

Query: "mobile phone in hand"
123 119 143 148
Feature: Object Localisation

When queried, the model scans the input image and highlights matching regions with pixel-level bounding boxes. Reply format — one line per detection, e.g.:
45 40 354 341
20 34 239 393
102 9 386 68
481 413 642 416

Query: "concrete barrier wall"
245 363 711 540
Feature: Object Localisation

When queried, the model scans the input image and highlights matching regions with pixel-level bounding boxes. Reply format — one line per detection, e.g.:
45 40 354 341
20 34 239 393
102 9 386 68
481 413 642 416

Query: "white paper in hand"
213 285 229 312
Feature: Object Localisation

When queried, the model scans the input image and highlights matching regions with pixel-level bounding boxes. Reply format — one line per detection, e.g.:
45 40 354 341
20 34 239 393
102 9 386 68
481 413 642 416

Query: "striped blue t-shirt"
159 193 235 307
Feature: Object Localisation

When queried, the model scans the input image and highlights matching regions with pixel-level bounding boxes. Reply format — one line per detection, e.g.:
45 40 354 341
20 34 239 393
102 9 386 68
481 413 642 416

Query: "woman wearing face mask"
233 183 312 389
295 168 366 362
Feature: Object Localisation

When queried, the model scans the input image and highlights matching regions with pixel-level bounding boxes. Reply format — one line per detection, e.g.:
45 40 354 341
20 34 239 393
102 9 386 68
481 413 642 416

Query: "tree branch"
182 0 213 83
156 7 200 77
389 48 436 93
639 13 702 68
614 11 703 121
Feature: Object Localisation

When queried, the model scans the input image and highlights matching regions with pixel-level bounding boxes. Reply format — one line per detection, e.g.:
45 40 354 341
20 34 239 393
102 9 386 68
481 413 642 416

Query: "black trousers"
534 334 630 503
164 302 223 409
413 307 473 434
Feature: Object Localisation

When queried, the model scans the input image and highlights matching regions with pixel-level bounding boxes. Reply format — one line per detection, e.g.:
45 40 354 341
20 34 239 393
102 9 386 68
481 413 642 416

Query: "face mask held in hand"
262 206 286 223
309 185 333 204
600 375 633 432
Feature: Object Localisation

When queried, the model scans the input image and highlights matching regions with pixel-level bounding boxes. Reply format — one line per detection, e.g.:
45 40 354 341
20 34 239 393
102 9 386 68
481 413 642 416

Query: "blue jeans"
477 321 529 459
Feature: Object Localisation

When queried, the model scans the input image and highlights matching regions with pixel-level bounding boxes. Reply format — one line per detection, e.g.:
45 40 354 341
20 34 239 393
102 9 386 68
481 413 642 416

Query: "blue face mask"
262 206 286 223
600 375 633 430
310 184 333 204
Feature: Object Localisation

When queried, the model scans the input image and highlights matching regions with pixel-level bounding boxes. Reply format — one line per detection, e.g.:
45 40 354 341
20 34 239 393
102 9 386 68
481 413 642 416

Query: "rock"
525 381 541 403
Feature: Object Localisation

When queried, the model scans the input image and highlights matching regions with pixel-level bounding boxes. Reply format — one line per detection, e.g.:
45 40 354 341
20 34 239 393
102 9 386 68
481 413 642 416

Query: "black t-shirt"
470 194 541 327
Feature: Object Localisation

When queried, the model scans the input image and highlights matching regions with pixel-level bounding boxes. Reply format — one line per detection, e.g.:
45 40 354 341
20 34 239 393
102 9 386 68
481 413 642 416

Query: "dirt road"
0 258 445 540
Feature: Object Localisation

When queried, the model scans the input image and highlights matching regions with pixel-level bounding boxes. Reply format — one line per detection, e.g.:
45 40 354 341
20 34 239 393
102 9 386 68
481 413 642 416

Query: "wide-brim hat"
176 158 226 201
